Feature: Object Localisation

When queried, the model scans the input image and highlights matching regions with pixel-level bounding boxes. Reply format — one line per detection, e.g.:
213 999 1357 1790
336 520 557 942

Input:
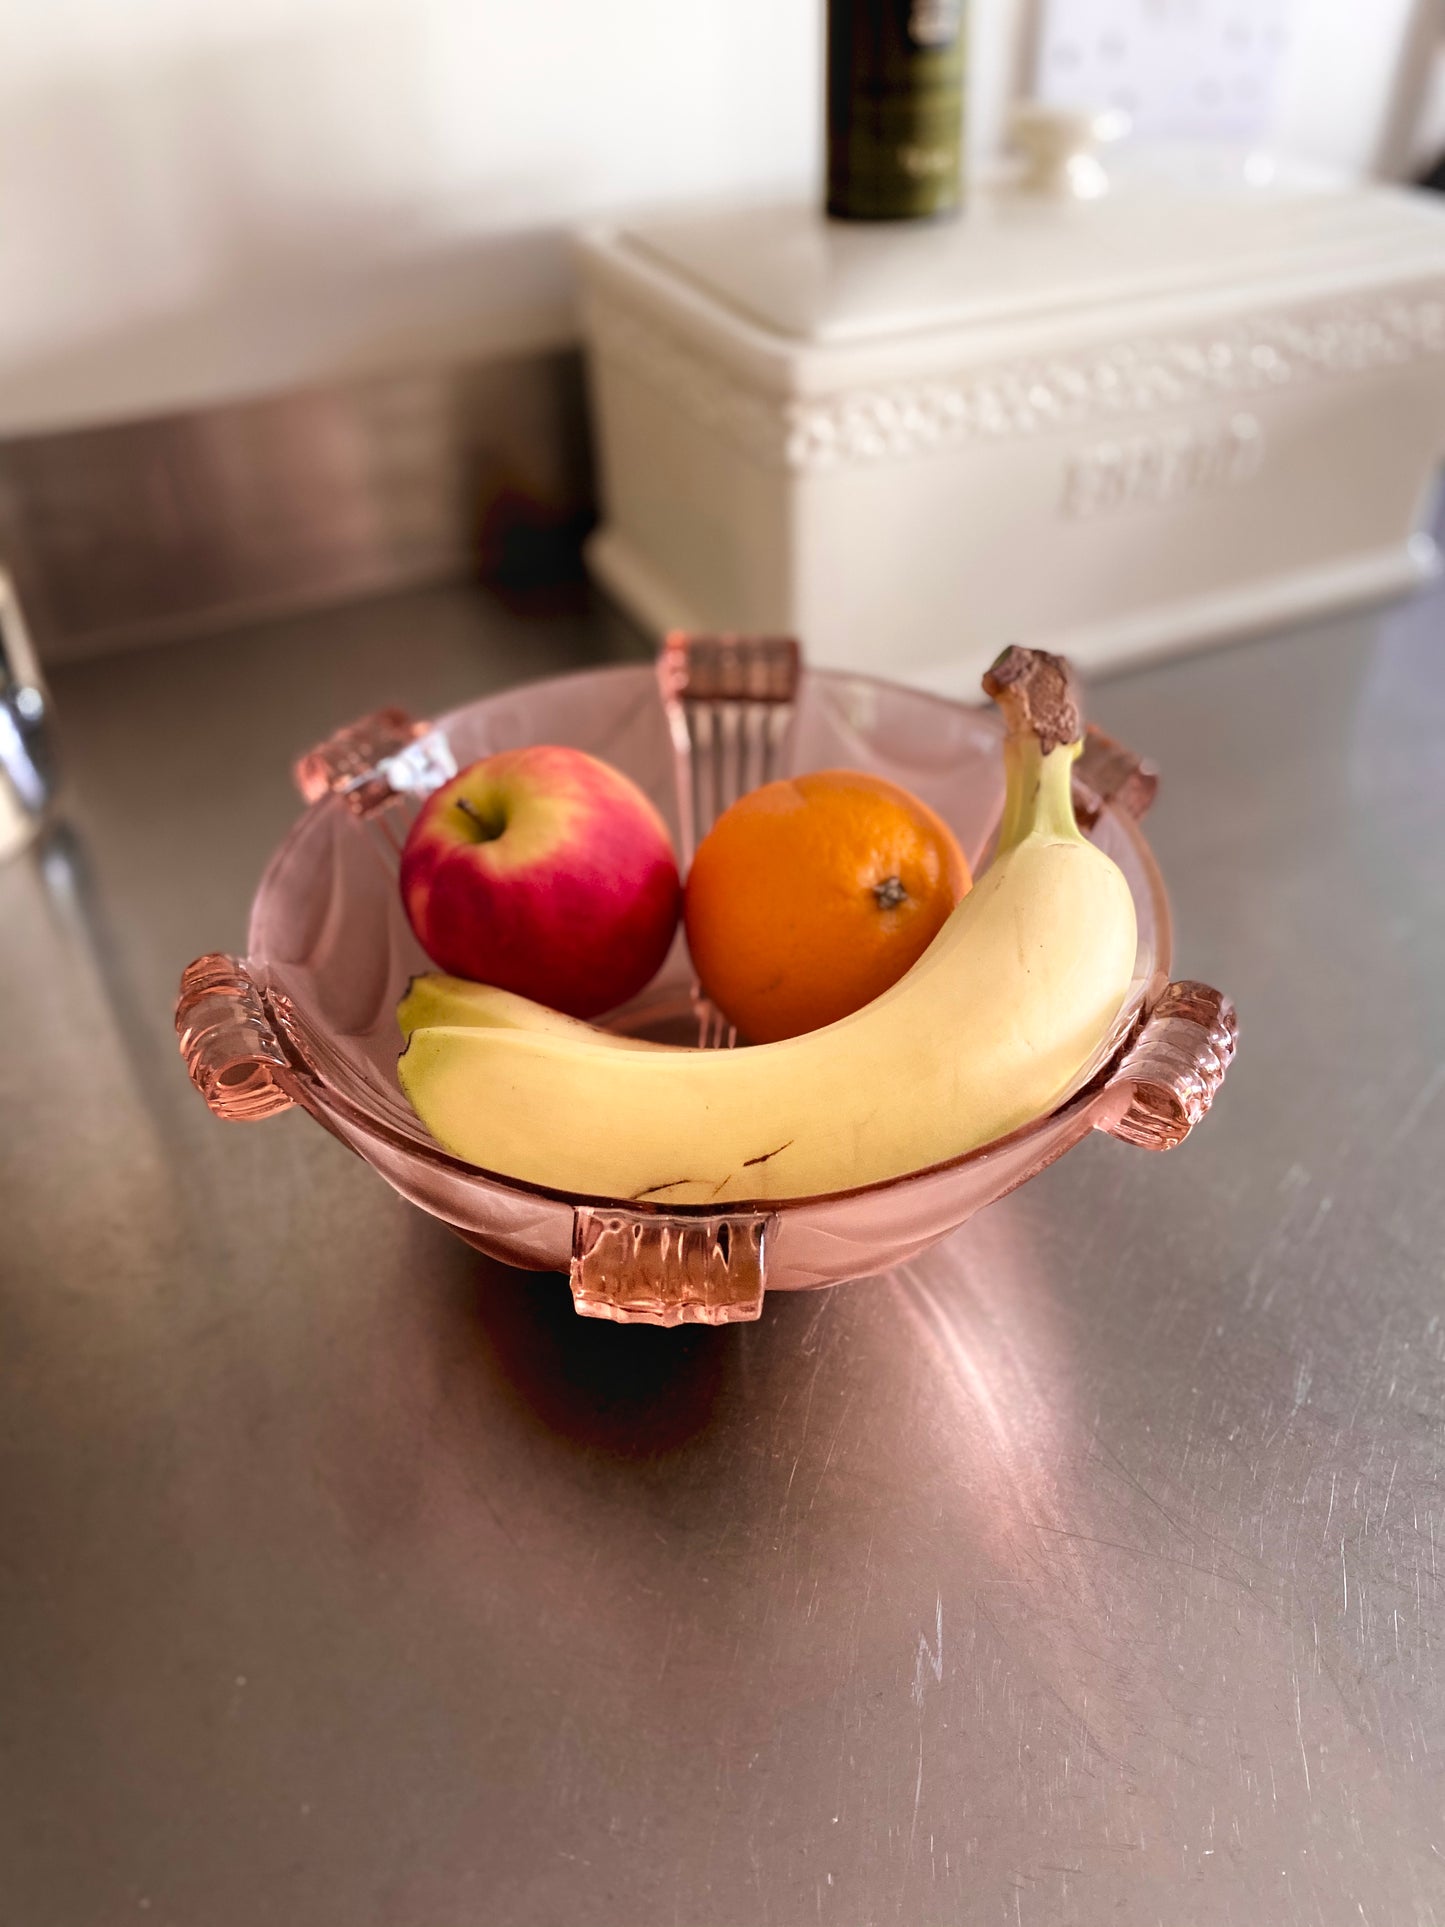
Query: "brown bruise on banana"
743 1139 795 1167
629 1135 798 1200
630 1174 731 1202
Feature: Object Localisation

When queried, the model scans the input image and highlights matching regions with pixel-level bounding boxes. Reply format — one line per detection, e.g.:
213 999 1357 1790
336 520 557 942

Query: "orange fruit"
683 769 970 1044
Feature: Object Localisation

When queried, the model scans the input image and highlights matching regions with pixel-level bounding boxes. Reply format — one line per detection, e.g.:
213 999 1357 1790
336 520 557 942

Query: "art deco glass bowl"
177 634 1236 1327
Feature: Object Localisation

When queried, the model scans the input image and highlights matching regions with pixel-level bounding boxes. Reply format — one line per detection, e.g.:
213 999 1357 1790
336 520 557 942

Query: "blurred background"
3 0 1445 669
2 0 1441 432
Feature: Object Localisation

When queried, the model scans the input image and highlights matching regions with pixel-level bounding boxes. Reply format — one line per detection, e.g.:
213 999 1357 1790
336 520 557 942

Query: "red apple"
399 746 681 1018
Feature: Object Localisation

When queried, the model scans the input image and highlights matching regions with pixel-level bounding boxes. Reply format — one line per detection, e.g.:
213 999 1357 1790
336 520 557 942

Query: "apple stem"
453 795 506 843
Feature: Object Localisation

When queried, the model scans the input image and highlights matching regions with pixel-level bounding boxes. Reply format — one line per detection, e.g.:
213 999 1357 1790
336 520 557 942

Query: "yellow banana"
398 973 669 1050
398 648 1137 1204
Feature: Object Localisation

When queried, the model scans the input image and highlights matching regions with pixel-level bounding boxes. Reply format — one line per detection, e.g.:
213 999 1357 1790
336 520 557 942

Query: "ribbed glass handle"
1100 980 1238 1151
1073 723 1159 831
175 953 296 1121
293 708 456 818
571 1206 772 1326
657 631 801 1047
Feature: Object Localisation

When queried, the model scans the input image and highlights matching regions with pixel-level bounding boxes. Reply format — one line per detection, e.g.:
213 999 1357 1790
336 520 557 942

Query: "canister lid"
612 155 1445 350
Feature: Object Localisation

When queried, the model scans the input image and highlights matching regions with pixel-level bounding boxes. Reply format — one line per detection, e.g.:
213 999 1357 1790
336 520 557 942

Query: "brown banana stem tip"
982 646 1083 755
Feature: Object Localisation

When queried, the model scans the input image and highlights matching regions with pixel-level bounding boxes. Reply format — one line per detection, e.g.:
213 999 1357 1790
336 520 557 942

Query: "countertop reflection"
2 580 1443 1927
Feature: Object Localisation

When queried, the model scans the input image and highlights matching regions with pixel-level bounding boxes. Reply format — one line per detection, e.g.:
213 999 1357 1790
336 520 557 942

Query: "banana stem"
983 645 1087 853
996 736 1084 853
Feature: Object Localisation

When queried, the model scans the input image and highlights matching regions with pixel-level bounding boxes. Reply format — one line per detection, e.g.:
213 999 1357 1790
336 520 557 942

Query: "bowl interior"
246 661 1167 1268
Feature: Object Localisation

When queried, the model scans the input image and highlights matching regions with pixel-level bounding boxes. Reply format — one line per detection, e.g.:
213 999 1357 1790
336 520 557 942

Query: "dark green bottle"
827 0 966 221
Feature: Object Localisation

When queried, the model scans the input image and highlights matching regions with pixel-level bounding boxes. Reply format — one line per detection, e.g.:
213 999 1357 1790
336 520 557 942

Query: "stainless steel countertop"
3 582 1443 1927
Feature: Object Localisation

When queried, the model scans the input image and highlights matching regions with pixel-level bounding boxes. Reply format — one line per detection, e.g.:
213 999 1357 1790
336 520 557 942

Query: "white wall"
0 0 822 429
0 0 1051 433
1274 0 1432 179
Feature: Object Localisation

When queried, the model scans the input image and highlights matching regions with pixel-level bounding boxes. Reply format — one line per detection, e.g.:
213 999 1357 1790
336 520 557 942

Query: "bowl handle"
1098 980 1238 1151
657 632 801 864
657 631 802 1047
1073 723 1160 829
571 1205 773 1326
293 708 456 816
175 953 297 1121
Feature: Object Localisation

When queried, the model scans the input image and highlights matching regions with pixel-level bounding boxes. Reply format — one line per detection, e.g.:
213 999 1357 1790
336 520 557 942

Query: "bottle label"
828 0 967 220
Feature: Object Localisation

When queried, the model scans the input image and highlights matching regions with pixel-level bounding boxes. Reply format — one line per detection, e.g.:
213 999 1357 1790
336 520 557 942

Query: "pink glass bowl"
177 634 1236 1327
